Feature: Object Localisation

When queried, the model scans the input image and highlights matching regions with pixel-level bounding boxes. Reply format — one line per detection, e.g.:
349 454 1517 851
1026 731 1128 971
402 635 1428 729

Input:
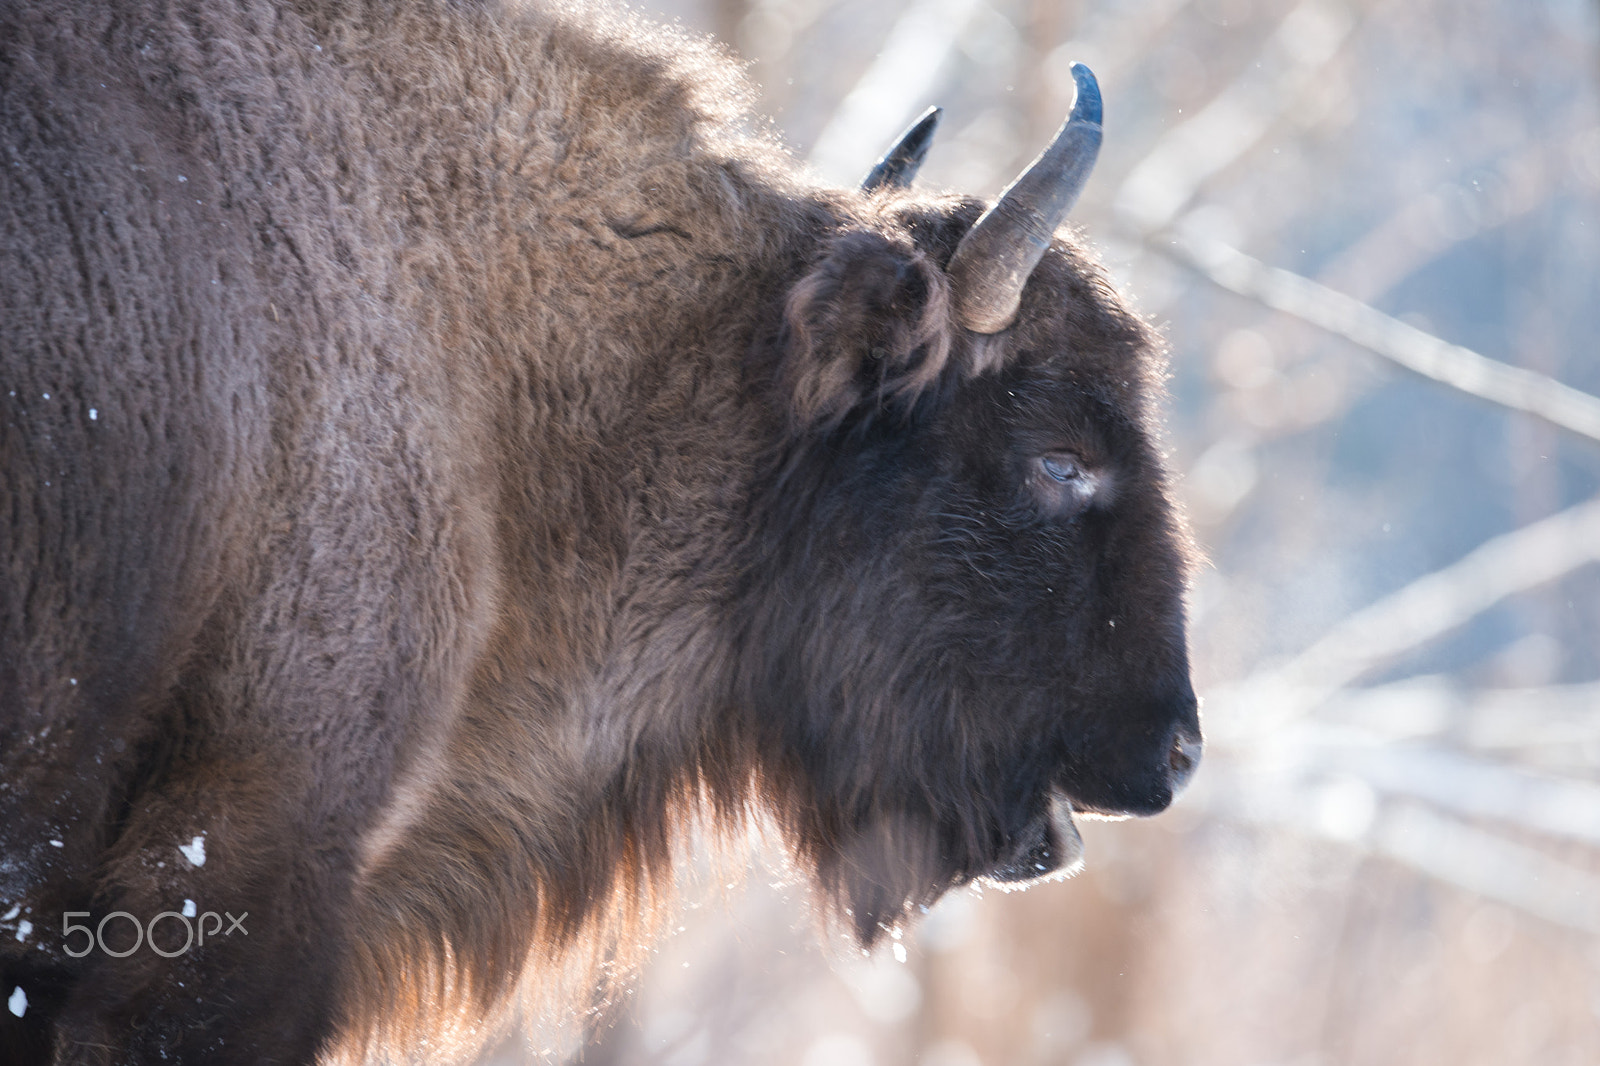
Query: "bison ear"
778 230 955 429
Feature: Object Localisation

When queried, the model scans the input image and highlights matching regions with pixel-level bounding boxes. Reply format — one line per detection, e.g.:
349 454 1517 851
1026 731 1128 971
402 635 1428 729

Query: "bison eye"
1031 452 1101 516
1041 454 1082 482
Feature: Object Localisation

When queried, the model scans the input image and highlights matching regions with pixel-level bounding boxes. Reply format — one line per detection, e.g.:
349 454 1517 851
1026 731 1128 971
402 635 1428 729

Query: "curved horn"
861 106 942 192
946 63 1103 334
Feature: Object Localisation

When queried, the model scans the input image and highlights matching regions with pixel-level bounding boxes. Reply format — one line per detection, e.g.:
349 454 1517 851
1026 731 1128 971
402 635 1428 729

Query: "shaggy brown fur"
0 1 1198 1062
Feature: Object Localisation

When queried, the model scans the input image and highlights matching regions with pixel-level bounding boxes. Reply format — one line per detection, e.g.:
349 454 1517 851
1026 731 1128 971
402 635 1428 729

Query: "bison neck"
326 1 838 1046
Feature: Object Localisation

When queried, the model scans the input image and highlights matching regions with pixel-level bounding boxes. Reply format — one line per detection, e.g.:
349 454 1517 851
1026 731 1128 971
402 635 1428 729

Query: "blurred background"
502 0 1600 1062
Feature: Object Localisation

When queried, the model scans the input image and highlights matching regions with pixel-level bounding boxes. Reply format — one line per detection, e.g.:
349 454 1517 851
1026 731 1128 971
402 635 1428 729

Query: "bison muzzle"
0 1 1200 1062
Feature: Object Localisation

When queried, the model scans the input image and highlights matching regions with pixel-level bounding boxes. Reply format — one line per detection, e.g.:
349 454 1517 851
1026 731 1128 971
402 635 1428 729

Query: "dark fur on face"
736 203 1196 941
0 1 1195 1062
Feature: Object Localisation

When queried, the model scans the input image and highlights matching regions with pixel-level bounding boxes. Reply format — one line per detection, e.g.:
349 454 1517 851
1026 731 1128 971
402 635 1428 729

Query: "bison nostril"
1167 731 1202 795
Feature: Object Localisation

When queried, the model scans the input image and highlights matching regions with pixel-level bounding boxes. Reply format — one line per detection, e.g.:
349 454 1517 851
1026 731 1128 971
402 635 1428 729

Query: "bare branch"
1211 494 1600 741
1163 229 1600 444
1113 0 1356 234
1053 0 1194 89
1375 804 1600 935
1291 725 1600 848
1316 147 1556 305
1318 677 1600 753
806 0 984 184
1192 760 1600 934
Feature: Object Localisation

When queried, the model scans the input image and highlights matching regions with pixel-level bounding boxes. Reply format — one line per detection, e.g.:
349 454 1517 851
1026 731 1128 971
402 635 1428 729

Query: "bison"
0 0 1200 1062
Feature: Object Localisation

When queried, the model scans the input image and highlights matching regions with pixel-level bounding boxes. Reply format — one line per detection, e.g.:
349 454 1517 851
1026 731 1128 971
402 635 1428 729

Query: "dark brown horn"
861 107 942 192
946 63 1103 334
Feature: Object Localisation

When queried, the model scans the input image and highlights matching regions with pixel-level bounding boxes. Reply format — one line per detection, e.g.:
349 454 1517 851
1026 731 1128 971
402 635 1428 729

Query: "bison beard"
0 1 1199 1062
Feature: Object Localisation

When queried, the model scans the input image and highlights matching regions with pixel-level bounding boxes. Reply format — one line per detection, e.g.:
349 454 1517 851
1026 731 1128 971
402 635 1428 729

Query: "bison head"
734 66 1199 943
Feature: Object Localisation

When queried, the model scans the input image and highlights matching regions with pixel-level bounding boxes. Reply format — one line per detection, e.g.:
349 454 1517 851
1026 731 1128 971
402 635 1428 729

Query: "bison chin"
806 792 1086 947
984 792 1085 886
